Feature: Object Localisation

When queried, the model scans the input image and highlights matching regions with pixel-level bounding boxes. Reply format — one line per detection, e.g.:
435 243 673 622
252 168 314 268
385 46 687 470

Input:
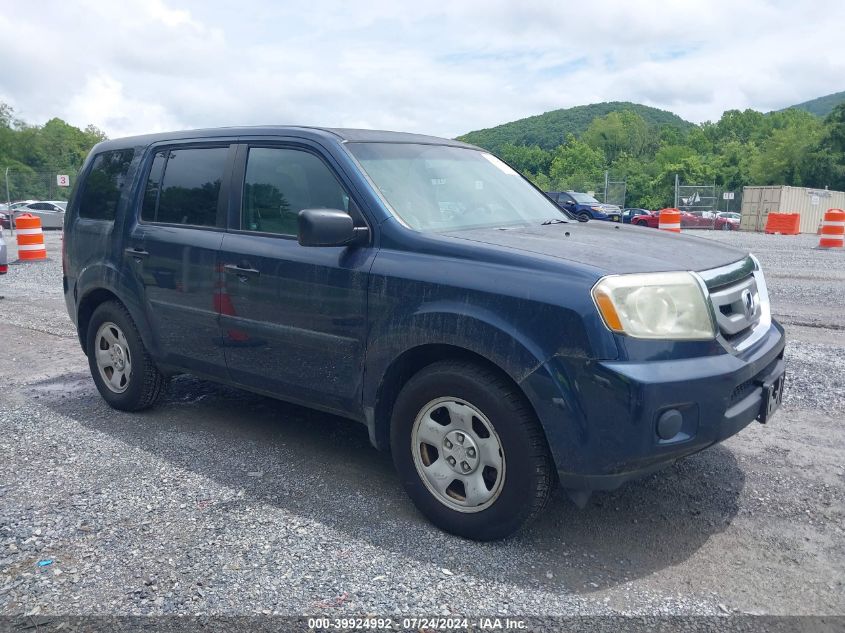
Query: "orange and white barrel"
817 209 844 249
658 208 681 233
15 213 47 260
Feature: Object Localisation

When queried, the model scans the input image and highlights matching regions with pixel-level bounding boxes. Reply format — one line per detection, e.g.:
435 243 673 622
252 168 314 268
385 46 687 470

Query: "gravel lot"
0 230 843 620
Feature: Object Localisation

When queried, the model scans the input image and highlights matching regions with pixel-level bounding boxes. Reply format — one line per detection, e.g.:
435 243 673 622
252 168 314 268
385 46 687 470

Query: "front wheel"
577 212 591 222
722 222 733 230
391 360 553 540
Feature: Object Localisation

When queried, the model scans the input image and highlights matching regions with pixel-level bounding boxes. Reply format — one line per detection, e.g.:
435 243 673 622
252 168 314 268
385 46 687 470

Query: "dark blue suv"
547 190 622 222
63 127 785 540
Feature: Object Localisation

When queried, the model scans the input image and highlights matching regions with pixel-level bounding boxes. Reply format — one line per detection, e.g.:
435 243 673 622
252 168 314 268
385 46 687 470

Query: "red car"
682 211 715 228
630 210 659 228
631 209 713 229
714 212 740 230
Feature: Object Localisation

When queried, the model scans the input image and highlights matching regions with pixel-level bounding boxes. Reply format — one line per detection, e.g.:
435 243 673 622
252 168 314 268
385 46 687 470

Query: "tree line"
495 105 845 209
3 98 845 209
0 102 107 201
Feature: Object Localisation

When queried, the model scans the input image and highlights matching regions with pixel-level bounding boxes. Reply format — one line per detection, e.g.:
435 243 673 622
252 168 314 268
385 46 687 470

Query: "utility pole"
674 174 679 209
4 167 11 235
604 170 609 204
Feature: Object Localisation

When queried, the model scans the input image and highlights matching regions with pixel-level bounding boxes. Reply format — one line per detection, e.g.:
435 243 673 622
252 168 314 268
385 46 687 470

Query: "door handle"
223 263 260 279
124 247 149 262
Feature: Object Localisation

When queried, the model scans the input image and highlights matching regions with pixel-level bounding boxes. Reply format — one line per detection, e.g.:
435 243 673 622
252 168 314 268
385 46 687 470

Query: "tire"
390 360 553 540
86 300 165 411
577 212 591 222
635 220 648 226
722 222 733 231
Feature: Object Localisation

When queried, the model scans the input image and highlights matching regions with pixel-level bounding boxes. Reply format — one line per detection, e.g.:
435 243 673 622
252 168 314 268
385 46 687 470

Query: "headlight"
592 272 716 340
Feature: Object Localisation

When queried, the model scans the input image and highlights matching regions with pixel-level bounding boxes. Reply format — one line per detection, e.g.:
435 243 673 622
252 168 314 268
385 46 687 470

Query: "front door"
218 144 374 415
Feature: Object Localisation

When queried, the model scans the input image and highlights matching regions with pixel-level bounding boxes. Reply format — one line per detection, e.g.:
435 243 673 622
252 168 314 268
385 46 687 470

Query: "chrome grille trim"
698 256 755 291
697 255 772 353
709 274 760 336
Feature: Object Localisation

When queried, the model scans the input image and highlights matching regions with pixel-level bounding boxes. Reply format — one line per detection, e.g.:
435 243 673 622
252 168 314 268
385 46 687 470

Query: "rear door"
126 143 235 377
217 142 375 415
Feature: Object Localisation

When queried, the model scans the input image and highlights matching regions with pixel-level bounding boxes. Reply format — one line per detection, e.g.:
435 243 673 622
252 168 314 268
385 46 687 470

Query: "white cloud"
65 74 180 137
0 0 843 140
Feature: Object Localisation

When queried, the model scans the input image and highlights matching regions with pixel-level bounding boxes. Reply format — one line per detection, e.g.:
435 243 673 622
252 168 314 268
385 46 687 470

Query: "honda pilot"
63 127 786 540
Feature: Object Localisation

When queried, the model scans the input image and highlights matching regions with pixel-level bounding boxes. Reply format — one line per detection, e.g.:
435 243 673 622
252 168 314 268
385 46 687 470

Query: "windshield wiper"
540 218 569 225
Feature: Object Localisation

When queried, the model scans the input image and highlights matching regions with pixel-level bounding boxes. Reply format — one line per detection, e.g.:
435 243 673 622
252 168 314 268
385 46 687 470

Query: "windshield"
569 192 600 204
347 143 569 231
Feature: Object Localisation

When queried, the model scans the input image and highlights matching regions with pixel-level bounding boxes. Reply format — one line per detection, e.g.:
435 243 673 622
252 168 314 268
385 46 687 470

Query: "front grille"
707 272 761 342
697 257 767 349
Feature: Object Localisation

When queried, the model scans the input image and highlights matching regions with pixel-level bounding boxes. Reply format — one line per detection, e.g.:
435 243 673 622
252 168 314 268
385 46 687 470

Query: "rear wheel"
391 360 553 540
86 301 165 411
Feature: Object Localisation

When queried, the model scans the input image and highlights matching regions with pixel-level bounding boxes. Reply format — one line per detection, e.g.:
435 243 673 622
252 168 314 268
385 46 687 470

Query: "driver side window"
242 147 360 235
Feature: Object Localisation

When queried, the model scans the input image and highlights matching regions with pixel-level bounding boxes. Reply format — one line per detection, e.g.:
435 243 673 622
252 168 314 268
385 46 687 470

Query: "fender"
363 300 585 469
73 261 159 359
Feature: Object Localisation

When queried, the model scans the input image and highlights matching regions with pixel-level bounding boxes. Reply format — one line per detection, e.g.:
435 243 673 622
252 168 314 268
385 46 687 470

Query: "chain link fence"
673 177 742 230
3 170 73 205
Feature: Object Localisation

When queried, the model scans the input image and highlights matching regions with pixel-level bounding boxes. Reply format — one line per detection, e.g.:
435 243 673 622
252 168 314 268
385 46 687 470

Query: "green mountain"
457 101 693 153
779 90 845 117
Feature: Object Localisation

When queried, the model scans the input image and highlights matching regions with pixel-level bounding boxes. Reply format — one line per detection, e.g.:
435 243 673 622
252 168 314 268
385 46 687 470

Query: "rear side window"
78 149 135 220
141 147 228 227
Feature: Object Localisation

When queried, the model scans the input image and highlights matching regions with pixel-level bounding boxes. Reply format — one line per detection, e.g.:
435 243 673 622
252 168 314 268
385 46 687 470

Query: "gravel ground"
0 230 843 620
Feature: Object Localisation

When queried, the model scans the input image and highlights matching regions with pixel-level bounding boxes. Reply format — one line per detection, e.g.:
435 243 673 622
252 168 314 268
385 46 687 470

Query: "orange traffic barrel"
15 213 47 260
658 208 681 233
213 263 249 342
817 209 844 249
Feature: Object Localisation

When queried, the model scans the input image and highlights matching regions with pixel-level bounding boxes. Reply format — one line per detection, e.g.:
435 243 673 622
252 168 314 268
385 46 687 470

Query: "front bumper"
527 320 786 491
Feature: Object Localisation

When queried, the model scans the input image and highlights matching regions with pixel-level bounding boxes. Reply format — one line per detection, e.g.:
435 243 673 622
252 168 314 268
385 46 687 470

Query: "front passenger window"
242 147 356 235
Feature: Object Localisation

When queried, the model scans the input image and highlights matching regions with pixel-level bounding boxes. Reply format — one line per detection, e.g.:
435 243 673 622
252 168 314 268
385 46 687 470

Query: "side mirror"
297 208 368 247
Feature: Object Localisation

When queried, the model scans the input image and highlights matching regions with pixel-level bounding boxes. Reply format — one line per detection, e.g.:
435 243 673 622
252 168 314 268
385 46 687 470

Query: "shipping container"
741 186 845 233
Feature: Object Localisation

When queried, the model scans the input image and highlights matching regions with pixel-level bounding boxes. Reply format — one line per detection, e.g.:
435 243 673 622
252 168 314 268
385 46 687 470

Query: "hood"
444 220 748 274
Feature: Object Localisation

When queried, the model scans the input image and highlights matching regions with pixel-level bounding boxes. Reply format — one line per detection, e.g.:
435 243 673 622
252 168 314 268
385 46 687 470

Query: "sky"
1 0 844 140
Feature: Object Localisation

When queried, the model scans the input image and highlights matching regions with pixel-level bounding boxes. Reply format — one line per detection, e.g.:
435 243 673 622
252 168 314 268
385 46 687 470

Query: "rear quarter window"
78 149 135 221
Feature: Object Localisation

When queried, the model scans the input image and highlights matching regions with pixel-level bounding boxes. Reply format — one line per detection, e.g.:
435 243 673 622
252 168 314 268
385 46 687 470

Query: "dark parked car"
63 127 786 540
546 191 621 222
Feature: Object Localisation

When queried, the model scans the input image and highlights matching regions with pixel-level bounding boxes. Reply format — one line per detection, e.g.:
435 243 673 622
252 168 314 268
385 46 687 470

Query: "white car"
12 201 66 229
